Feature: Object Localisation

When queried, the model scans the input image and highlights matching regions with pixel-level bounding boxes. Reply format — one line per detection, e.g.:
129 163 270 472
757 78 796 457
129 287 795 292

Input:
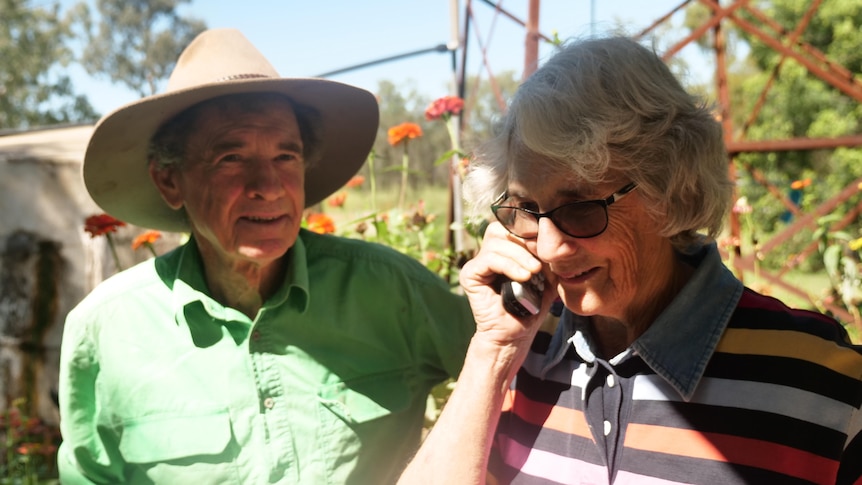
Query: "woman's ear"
149 161 184 210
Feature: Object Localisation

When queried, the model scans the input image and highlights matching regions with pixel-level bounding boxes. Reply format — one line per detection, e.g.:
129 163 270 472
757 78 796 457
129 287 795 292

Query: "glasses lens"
554 202 608 237
493 207 537 238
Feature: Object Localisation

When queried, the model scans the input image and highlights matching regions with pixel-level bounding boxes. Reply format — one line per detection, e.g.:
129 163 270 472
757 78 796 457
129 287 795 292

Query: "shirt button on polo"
606 375 616 388
251 330 261 341
263 397 275 409
603 420 612 436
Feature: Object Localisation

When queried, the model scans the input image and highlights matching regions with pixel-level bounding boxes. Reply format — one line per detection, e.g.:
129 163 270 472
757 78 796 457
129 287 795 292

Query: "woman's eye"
509 199 537 211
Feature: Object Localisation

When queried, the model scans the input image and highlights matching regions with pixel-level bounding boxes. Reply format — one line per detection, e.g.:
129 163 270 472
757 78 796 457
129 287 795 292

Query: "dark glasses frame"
491 182 638 239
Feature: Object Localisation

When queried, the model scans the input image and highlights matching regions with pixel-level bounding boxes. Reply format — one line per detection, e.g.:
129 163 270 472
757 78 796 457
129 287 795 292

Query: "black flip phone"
500 273 545 318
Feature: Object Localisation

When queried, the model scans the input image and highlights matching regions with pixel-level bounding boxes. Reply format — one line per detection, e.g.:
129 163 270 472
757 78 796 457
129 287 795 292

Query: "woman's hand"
460 221 558 349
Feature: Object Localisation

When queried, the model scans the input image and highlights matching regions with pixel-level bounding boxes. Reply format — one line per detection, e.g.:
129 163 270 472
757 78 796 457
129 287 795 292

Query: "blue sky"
64 0 709 116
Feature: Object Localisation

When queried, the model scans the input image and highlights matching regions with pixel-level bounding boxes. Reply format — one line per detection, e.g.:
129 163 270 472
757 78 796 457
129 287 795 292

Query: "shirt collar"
162 233 312 325
545 242 743 401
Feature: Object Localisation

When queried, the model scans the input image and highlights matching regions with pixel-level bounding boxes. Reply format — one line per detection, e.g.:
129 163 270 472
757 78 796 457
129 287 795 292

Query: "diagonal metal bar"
737 177 862 268
661 0 748 60
699 0 862 103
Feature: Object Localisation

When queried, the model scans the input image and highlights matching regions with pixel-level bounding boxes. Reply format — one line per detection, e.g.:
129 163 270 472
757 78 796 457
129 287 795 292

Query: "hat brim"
84 77 378 232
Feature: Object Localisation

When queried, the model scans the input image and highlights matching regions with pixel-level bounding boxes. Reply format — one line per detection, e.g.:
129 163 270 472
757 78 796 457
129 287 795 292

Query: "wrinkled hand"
460 222 558 349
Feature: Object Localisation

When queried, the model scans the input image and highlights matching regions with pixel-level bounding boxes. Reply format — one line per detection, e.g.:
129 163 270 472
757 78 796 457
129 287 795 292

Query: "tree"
74 0 206 97
0 0 97 130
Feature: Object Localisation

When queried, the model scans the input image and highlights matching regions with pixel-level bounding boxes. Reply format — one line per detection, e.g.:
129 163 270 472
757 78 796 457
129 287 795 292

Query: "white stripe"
633 374 853 431
614 470 694 485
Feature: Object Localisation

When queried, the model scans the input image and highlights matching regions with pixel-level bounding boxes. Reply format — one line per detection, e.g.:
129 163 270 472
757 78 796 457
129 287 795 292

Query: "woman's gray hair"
464 36 732 250
148 92 322 170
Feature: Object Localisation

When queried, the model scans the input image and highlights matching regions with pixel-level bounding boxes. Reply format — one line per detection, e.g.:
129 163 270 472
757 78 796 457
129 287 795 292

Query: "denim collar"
542 242 743 401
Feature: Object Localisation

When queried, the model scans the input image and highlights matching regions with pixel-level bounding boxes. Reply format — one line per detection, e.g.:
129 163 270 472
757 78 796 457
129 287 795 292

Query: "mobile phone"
500 273 545 318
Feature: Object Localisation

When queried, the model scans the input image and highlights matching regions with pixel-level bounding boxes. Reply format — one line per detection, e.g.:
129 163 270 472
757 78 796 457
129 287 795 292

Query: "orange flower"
84 214 126 237
387 122 423 146
328 191 347 208
790 178 812 190
306 213 336 234
345 175 365 188
425 96 464 121
132 230 162 251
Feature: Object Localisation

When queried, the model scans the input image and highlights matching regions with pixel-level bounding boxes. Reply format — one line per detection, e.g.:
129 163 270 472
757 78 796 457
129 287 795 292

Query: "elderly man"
58 28 474 484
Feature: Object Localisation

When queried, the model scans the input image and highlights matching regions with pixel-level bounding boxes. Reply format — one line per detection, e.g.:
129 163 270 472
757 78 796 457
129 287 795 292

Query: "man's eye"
218 154 242 163
277 153 301 162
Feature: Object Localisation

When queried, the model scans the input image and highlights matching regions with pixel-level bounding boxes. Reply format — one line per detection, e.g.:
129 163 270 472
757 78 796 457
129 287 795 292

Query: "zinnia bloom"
306 213 336 234
424 96 464 121
790 178 811 190
132 230 162 251
328 191 347 208
84 214 126 237
345 175 365 188
387 122 423 146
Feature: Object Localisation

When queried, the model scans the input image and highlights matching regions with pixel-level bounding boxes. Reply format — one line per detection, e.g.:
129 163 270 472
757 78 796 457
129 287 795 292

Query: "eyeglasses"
491 183 638 239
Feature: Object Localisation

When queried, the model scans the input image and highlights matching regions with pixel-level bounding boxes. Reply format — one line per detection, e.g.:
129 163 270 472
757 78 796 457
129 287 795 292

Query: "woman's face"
506 171 678 325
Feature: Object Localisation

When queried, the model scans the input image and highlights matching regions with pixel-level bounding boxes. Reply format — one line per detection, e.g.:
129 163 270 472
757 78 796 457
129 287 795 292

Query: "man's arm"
57 313 124 484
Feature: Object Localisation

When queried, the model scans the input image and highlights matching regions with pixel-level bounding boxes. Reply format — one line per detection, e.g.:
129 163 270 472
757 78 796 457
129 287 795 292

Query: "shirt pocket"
118 409 239 482
316 370 416 482
318 370 411 424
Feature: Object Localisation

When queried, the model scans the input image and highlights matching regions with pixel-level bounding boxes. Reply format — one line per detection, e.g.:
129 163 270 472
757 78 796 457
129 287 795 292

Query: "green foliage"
814 214 862 328
74 0 206 96
0 0 97 129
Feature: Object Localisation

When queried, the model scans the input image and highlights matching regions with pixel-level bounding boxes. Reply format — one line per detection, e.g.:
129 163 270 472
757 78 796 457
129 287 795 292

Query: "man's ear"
148 161 184 210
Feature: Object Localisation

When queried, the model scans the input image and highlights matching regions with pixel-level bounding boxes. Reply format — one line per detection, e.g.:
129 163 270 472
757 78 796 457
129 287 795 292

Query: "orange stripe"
625 423 839 484
507 392 592 439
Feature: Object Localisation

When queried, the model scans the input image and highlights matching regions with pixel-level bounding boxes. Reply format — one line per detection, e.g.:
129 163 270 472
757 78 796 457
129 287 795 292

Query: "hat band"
215 73 273 82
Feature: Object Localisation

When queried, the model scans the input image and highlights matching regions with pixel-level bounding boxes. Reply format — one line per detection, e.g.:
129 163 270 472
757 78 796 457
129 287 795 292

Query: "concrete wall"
0 125 179 425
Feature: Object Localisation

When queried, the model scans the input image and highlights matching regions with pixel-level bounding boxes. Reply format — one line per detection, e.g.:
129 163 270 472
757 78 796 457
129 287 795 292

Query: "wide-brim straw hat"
83 28 379 232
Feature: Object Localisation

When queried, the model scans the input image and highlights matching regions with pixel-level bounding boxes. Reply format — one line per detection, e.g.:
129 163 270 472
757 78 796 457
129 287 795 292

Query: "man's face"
151 97 306 270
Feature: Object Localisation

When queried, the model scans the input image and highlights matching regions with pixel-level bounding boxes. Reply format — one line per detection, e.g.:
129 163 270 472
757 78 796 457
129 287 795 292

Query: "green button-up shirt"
58 230 475 484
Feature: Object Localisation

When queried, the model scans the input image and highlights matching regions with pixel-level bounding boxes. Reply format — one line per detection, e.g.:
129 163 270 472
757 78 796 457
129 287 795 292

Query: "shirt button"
263 397 275 409
606 374 615 388
603 420 612 436
251 330 261 341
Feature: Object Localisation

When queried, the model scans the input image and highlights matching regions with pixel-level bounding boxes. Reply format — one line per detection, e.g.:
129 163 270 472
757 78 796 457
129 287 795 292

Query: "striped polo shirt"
488 243 862 484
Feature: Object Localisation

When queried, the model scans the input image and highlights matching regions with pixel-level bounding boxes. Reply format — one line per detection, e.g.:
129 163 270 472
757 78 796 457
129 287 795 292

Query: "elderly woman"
399 36 862 484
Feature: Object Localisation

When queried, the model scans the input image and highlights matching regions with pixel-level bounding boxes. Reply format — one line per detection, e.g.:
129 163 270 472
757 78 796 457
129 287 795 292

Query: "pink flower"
425 96 464 121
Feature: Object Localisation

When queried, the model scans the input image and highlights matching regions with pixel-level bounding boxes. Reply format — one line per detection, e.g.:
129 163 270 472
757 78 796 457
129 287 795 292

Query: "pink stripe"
497 433 609 484
614 470 694 485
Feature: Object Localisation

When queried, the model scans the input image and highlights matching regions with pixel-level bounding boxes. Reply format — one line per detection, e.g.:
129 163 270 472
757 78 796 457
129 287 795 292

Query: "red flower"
306 213 336 234
345 175 365 188
425 96 464 121
84 214 126 237
327 192 347 208
387 122 423 146
131 230 162 250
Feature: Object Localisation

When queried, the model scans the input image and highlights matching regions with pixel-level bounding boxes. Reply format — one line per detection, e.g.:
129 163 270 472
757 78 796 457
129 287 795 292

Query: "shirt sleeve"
57 309 125 484
409 272 476 382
